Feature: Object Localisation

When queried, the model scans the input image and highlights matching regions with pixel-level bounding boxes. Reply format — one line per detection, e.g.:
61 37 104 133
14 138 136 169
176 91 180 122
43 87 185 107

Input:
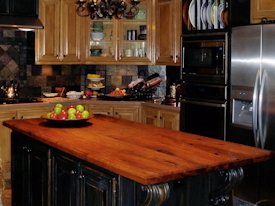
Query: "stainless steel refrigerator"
229 24 275 206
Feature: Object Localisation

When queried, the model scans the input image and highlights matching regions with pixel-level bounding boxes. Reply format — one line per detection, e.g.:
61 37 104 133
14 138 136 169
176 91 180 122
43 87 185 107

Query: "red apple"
85 89 92 96
50 113 58 120
58 110 68 120
76 112 83 119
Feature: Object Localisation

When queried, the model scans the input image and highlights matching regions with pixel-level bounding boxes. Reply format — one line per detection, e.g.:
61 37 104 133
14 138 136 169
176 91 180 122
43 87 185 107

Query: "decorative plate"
87 78 104 82
200 1 207 28
211 0 218 29
43 92 58 98
188 0 196 28
87 86 105 90
182 0 191 27
206 2 213 27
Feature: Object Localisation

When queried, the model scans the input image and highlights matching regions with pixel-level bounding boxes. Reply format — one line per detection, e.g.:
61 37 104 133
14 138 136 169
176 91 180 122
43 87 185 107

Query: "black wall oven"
180 33 228 140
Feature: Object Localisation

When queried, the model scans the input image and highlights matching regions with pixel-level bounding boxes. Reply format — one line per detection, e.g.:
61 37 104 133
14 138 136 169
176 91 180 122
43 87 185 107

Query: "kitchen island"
3 115 275 206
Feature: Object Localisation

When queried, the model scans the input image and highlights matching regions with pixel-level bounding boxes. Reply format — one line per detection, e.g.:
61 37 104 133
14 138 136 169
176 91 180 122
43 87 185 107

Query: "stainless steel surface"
230 24 275 205
260 24 275 150
231 24 275 149
231 25 261 88
253 70 260 147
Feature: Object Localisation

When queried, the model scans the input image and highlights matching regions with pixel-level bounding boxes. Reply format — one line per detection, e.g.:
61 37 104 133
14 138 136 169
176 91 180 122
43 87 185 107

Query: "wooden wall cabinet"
83 0 153 65
251 0 275 23
141 106 180 131
155 0 182 65
35 0 82 64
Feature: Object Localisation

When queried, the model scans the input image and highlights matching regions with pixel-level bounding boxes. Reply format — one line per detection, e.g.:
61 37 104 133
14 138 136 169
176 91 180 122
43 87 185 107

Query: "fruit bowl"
41 115 91 127
41 103 92 127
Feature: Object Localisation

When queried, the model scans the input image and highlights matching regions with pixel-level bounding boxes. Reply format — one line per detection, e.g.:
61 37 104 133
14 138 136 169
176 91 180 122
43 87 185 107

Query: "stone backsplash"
0 29 179 98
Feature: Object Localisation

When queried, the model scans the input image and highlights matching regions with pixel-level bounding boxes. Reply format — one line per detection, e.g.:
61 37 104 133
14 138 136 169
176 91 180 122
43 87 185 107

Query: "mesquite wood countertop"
3 115 275 185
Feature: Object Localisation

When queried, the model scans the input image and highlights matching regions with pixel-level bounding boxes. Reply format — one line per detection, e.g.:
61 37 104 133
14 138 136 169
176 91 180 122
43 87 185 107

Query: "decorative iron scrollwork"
209 167 244 206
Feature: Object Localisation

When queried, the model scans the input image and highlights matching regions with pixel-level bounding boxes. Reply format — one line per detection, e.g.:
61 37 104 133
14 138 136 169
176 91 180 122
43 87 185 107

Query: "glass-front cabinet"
84 0 152 64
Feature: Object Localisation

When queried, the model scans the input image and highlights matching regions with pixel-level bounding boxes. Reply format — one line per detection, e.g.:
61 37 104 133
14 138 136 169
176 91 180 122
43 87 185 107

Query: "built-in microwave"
182 33 228 84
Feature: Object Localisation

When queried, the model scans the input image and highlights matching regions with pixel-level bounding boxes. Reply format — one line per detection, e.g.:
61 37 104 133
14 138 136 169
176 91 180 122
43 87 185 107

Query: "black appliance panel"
182 33 227 84
180 99 226 140
181 82 227 101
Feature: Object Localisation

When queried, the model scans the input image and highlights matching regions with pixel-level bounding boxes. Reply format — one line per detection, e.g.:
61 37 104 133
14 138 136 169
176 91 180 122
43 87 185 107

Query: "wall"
0 29 168 98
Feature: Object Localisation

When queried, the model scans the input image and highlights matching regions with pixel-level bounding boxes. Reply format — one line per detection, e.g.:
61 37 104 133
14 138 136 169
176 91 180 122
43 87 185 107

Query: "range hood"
0 16 43 30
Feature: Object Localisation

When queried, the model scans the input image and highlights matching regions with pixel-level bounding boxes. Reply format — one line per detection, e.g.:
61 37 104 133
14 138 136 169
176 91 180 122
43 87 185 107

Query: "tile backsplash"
0 29 172 98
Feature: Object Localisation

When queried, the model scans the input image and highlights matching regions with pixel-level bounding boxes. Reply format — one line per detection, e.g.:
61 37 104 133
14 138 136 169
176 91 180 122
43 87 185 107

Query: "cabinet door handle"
59 53 64 61
154 115 157 118
175 55 179 62
12 116 16 120
160 116 162 120
70 170 76 175
20 116 24 119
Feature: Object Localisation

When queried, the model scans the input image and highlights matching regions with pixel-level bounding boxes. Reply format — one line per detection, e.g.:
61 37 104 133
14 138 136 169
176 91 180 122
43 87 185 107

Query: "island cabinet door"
51 153 79 206
79 165 117 206
11 133 49 206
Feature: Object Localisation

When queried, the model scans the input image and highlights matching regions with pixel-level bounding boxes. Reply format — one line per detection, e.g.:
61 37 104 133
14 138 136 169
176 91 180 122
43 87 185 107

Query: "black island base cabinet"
11 131 248 206
12 132 119 206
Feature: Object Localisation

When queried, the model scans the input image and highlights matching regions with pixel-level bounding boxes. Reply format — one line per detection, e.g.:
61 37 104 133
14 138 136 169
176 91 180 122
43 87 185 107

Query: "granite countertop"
3 115 274 185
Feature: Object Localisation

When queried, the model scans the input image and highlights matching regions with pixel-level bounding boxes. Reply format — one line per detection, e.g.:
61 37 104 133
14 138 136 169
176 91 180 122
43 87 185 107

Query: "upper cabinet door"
35 0 82 64
155 0 181 66
84 0 153 65
35 0 61 63
0 0 9 15
118 0 153 64
0 0 37 16
10 0 38 16
251 0 275 23
59 0 82 63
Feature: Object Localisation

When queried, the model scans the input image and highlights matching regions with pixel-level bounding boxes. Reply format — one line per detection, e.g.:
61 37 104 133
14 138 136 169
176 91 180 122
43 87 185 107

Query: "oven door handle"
181 99 226 108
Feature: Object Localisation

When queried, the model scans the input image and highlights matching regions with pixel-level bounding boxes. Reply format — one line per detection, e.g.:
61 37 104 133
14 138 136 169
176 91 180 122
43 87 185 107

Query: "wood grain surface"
3 115 275 185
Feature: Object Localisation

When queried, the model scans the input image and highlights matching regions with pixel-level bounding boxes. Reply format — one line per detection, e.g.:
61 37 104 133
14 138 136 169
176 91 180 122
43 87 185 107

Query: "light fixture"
76 0 141 19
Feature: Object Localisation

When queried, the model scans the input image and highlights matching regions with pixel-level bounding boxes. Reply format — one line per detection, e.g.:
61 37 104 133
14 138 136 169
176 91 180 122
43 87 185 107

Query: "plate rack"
183 0 229 31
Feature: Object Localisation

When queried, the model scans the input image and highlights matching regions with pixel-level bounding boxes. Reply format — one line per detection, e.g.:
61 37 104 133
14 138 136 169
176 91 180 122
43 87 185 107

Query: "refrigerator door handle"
258 69 267 148
252 69 260 147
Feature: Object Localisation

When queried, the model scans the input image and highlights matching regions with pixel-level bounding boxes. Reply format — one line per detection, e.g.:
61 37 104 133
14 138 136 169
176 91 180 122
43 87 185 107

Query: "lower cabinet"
12 132 118 206
52 152 117 206
11 134 49 206
89 103 140 122
141 105 180 131
1 105 50 189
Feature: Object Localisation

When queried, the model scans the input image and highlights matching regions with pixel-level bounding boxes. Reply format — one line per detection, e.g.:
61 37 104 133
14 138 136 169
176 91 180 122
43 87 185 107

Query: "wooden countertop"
3 115 274 185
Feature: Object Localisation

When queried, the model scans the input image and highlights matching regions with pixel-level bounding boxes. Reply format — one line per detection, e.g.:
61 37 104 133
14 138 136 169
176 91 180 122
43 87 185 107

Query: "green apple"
68 108 77 115
46 112 53 119
55 103 63 109
54 107 62 115
68 113 76 120
82 110 90 119
76 104 85 112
